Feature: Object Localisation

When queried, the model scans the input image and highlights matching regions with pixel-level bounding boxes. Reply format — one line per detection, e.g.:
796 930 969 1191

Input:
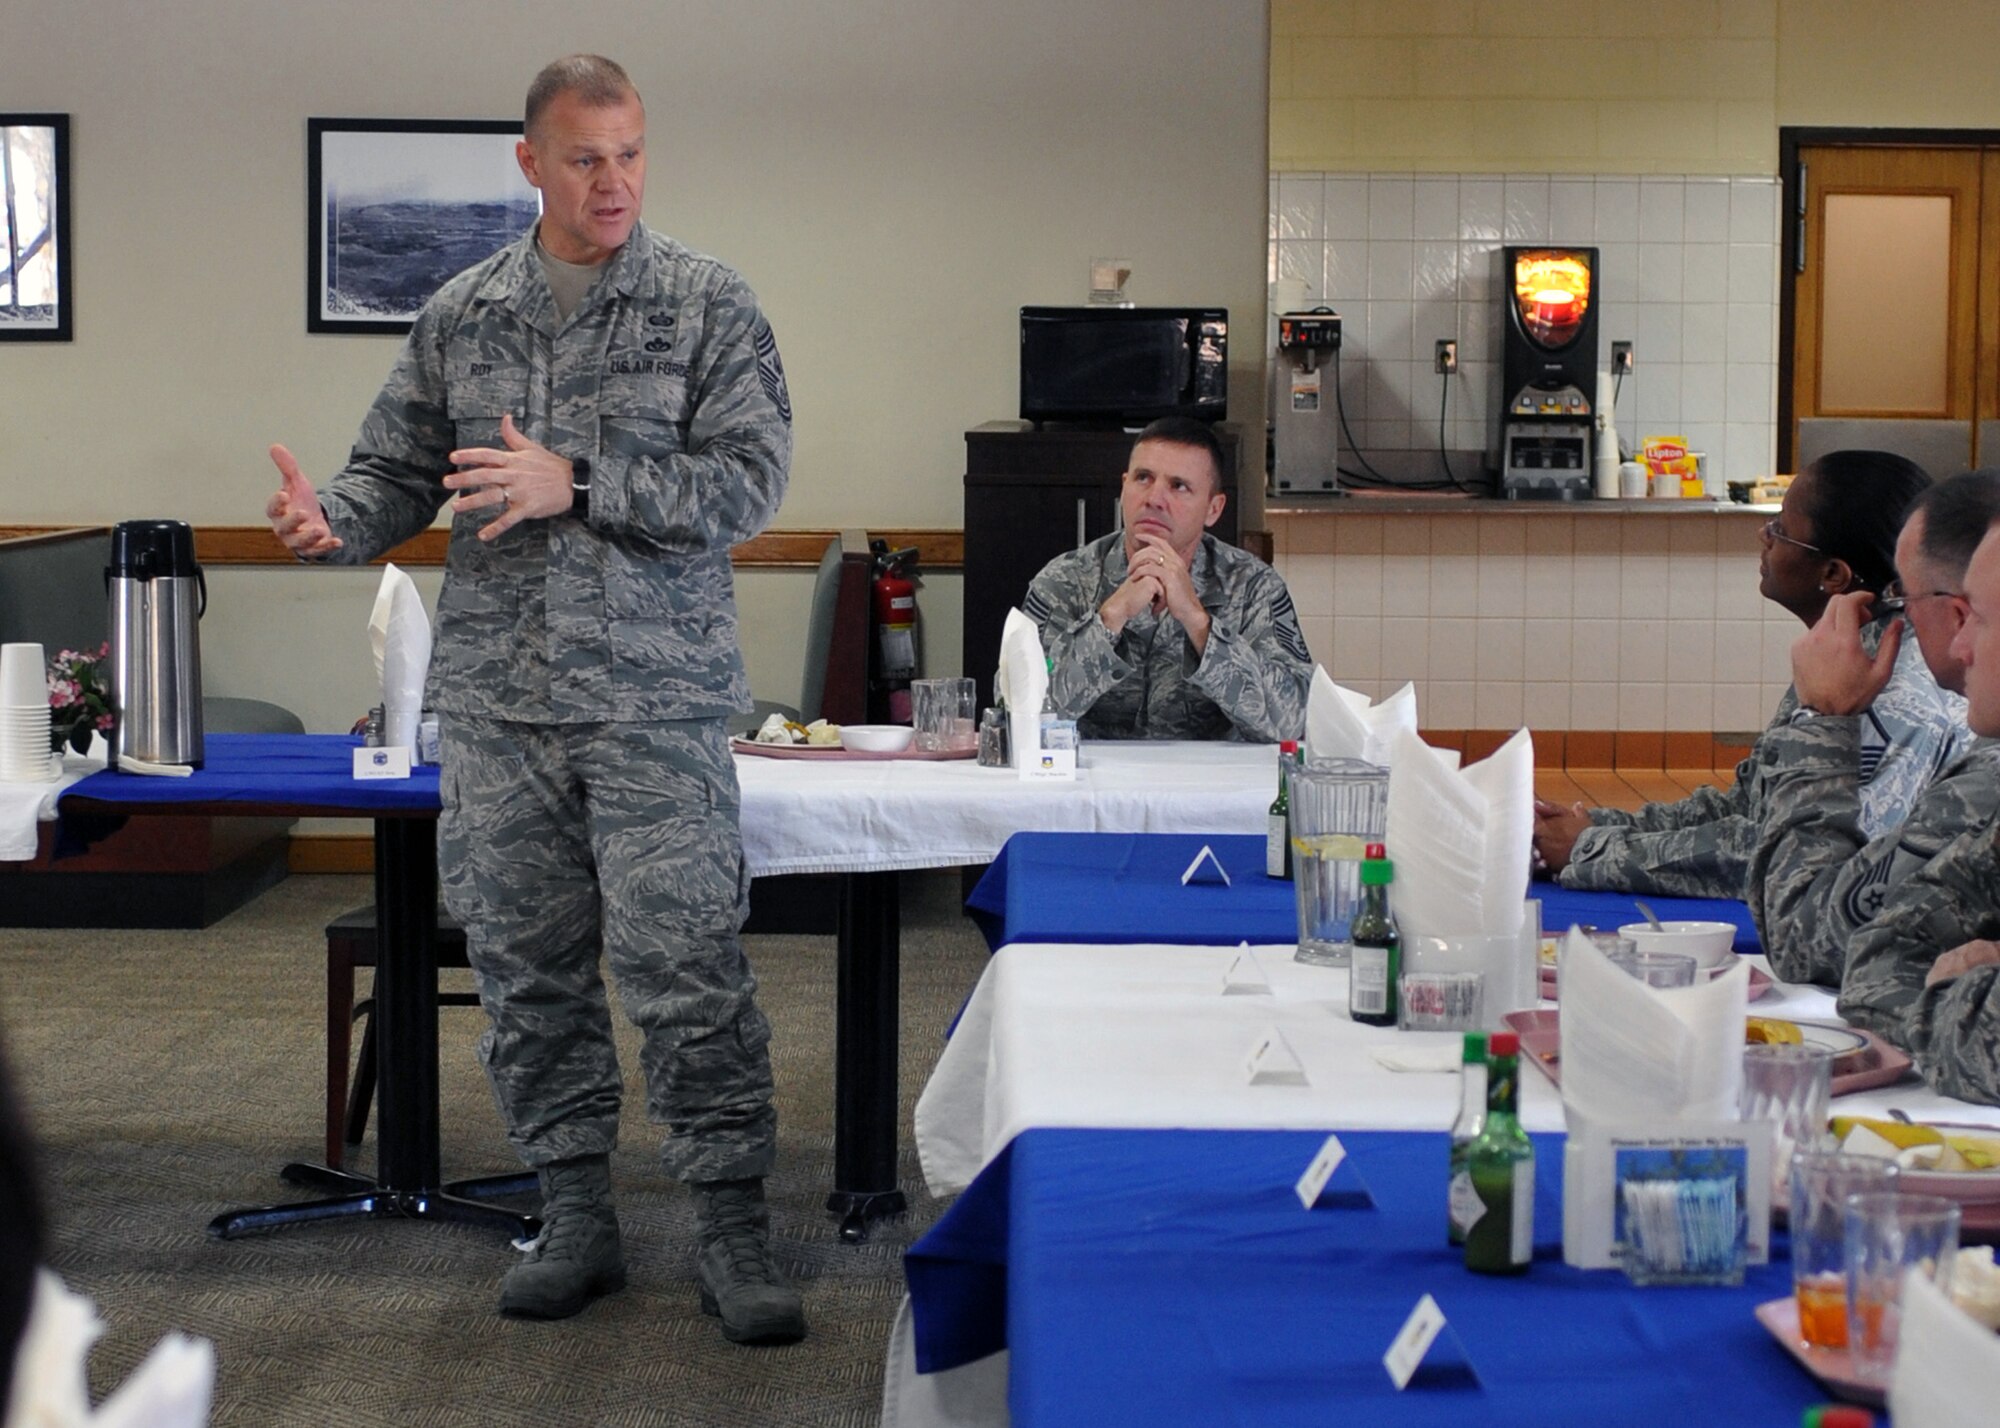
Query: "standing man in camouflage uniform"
1837 513 2000 1105
264 55 805 1343
1020 417 1312 741
1748 472 1998 986
1533 451 1964 900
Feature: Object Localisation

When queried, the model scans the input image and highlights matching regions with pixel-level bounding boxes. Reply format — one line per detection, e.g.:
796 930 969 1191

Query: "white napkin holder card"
1561 1118 1771 1272
1243 1025 1308 1086
353 745 413 780
1382 1293 1480 1391
1295 1132 1376 1211
1220 945 1271 996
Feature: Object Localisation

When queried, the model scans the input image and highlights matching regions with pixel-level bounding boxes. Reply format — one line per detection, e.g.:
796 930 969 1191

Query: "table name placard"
1243 1026 1308 1086
1383 1293 1480 1391
1180 844 1232 887
353 746 412 780
1221 945 1272 997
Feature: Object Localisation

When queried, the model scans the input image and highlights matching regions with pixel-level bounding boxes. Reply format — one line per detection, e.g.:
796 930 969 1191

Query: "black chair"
322 904 480 1169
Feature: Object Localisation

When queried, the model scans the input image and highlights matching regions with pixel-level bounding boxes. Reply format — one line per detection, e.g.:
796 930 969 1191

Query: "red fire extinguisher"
870 541 921 724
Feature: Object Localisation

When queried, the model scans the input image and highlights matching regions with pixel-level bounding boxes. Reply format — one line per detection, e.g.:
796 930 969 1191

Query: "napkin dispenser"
106 519 205 770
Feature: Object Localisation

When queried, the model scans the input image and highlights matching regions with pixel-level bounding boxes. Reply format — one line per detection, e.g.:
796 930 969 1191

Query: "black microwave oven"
1018 306 1227 426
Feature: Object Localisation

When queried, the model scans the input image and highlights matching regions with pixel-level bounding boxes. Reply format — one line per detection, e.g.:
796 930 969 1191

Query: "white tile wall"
1268 172 1783 488
1268 513 1796 733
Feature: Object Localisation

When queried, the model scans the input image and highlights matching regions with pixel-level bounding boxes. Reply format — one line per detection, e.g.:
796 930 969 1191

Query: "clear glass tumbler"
911 677 977 752
1290 759 1389 967
1789 1150 1901 1349
1608 949 1698 989
1741 1044 1836 1199
1844 1191 1960 1380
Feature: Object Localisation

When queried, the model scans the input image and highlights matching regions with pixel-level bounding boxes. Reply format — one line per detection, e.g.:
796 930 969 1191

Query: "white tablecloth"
914 943 2000 1197
0 751 99 862
734 740 1275 877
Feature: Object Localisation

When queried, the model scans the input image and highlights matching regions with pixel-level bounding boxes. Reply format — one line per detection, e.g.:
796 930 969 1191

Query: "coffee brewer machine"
107 519 205 768
1270 309 1341 493
1498 247 1599 500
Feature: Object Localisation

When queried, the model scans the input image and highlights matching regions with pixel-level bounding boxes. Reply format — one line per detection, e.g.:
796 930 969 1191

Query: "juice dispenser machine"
1499 247 1599 501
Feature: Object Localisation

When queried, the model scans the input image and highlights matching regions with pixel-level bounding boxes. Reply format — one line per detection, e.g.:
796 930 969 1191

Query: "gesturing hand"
1792 591 1899 716
444 413 577 543
265 444 343 557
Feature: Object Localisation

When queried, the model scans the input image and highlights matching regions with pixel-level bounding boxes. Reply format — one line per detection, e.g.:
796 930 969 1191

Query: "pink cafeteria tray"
1502 1009 1914 1098
1539 962 1774 1002
729 737 976 763
1753 1297 1886 1408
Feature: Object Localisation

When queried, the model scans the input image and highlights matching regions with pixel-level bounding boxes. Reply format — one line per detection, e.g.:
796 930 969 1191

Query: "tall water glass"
1290 759 1388 967
1741 1044 1835 1198
1608 949 1698 988
911 677 977 752
1844 1191 1960 1380
1789 1150 1901 1348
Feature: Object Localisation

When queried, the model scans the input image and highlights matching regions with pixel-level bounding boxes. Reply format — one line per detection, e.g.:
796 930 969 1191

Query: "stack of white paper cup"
0 643 58 782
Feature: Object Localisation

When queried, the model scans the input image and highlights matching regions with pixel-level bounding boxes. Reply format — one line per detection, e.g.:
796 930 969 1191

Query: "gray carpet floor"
0 872 991 1426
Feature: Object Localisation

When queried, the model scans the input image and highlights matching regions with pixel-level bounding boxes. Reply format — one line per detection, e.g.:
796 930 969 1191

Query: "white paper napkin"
998 608 1048 767
369 563 432 753
5 1269 215 1428
1890 1264 2000 1428
1557 928 1748 1127
1382 727 1534 939
1368 1043 1463 1074
1305 668 1417 767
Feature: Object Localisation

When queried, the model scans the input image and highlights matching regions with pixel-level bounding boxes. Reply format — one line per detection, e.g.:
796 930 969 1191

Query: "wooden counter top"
1264 494 1778 517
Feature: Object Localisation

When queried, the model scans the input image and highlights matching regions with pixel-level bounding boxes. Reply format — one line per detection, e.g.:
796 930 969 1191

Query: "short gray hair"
525 55 637 139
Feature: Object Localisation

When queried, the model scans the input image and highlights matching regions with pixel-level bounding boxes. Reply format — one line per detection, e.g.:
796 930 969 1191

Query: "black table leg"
826 869 907 1242
209 817 537 1240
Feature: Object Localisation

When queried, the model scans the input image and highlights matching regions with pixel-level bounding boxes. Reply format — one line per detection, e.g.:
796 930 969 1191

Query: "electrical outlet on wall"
1434 339 1458 375
1612 341 1634 374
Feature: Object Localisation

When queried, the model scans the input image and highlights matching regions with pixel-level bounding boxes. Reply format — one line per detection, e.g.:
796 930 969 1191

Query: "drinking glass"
911 677 977 752
1844 1191 1960 1380
1789 1151 1901 1348
1608 949 1698 988
1741 1045 1836 1197
1289 759 1388 966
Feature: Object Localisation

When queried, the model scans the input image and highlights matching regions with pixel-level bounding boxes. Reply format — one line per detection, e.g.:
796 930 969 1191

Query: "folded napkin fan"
1890 1265 2000 1428
1305 669 1418 767
1557 927 1749 1127
1382 726 1534 940
997 608 1048 767
369 563 432 752
6 1268 215 1428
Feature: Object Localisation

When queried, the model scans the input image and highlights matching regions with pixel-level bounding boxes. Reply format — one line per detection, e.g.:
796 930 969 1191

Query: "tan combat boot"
499 1154 626 1319
691 1178 807 1345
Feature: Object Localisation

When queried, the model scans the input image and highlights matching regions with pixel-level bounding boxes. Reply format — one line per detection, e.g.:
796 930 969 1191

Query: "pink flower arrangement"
46 643 113 753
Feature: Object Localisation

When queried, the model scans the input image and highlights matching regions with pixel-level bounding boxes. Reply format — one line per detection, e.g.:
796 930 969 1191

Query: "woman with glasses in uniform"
1534 449 1968 900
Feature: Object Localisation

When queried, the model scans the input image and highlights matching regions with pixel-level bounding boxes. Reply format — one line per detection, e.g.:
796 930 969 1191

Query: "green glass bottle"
1446 1030 1488 1247
1346 845 1398 1026
1266 740 1298 879
1463 1030 1534 1275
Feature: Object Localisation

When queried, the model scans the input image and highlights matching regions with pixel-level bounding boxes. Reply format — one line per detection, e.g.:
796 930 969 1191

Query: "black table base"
830 869 907 1241
206 818 541 1243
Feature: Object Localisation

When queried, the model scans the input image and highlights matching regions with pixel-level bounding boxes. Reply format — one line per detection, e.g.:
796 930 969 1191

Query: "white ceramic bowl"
1617 920 1737 969
838 724 915 754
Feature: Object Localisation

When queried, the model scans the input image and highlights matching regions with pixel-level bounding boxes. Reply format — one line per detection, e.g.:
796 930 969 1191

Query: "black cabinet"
961 421 1242 711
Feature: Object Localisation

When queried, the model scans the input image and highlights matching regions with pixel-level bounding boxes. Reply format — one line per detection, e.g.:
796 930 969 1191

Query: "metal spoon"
1633 899 1665 931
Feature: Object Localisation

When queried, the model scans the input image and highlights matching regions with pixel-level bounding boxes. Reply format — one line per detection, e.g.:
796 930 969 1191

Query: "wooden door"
1789 145 1984 463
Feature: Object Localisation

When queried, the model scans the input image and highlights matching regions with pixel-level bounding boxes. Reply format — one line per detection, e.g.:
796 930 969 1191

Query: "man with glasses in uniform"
1748 470 2000 988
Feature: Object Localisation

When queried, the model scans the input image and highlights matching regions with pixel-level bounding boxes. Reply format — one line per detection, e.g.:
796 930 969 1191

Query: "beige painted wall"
1776 1 2000 127
0 1 1265 725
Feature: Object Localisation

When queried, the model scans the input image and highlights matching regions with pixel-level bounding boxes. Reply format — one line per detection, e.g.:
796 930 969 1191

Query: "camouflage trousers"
437 714 776 1183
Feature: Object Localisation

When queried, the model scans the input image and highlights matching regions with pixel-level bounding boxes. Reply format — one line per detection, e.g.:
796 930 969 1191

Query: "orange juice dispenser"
1500 246 1599 500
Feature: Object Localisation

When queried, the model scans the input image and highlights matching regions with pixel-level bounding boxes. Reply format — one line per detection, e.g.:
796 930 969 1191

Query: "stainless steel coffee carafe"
107 519 205 767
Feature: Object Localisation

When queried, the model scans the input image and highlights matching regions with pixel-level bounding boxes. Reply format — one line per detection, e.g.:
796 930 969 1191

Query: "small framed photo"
307 118 541 334
0 113 72 342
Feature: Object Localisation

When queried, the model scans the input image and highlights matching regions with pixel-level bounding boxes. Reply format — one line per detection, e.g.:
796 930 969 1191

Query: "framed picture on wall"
307 118 541 334
0 113 72 342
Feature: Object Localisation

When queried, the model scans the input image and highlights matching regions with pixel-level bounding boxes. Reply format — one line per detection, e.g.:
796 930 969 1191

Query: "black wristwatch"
570 457 592 520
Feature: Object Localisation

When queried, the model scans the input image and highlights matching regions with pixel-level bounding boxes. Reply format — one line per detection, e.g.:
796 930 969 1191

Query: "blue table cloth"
60 733 441 816
907 1127 1813 1426
967 831 1760 957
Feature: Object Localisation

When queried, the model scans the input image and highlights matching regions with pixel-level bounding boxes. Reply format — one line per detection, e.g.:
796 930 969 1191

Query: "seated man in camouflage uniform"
1838 513 2000 1105
1020 417 1311 742
265 56 803 1343
1748 471 1999 987
1533 451 1966 900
